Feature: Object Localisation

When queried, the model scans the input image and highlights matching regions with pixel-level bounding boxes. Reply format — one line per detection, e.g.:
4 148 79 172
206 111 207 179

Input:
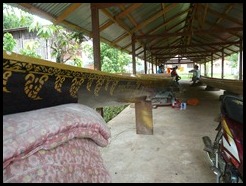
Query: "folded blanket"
3 138 112 183
3 103 111 169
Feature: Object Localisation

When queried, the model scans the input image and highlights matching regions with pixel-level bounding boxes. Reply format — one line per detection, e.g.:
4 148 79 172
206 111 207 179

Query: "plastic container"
180 102 187 110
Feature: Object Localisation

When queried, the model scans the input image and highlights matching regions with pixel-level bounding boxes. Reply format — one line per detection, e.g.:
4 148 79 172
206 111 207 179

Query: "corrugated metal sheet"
66 5 92 31
5 3 243 65
101 24 126 41
33 3 71 17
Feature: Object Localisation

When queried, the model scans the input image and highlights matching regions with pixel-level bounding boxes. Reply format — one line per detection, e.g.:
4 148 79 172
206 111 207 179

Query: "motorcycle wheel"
221 165 239 183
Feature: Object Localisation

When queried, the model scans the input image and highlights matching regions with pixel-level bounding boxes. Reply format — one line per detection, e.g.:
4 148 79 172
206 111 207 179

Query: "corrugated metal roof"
6 3 243 65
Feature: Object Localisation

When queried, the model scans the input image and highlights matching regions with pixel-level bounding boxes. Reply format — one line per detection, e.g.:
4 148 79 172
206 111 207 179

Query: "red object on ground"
187 98 199 106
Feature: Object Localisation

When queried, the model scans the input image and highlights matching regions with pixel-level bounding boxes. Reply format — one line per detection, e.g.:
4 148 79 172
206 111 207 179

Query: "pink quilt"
3 103 111 183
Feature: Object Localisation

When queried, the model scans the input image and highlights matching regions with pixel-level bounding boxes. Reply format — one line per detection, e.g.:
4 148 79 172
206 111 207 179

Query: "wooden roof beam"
162 62 195 64
135 27 242 39
55 3 82 24
17 3 91 35
213 4 234 25
205 19 242 38
111 33 129 46
115 3 142 19
201 3 209 29
157 54 214 59
18 3 56 22
102 8 147 54
147 12 188 46
118 4 145 35
153 50 217 56
109 4 145 50
147 8 189 37
156 52 221 59
184 3 196 45
91 3 126 9
99 20 114 32
131 3 177 32
203 4 243 26
148 23 185 48
150 41 240 50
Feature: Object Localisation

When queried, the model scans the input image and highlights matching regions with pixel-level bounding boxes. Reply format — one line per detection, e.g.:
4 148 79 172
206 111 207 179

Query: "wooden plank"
3 51 174 115
55 3 82 24
91 3 125 9
135 27 243 39
200 77 243 95
116 3 142 18
135 100 153 135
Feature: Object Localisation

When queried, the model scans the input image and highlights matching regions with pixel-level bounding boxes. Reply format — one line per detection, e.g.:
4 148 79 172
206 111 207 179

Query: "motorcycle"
202 95 243 183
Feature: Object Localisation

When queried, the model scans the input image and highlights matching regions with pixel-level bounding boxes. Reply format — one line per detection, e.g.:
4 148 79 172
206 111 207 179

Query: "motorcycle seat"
221 95 243 124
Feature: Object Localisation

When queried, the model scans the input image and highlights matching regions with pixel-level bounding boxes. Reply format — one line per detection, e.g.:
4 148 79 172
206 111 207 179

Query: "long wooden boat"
200 76 243 96
3 51 173 134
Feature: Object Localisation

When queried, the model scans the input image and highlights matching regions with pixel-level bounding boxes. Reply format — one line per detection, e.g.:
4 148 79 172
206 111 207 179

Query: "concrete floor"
101 80 225 183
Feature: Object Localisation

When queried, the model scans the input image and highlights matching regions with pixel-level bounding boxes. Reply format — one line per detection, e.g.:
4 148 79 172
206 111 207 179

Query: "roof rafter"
150 41 240 50
55 3 82 24
135 27 242 39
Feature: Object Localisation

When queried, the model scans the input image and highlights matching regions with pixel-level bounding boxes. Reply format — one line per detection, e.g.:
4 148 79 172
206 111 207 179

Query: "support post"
144 45 147 74
239 38 243 80
221 48 224 79
132 33 136 75
91 4 103 115
211 53 213 78
135 100 153 135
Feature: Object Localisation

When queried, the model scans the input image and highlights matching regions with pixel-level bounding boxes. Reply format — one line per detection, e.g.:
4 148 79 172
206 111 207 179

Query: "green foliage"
81 41 132 72
73 57 83 67
19 40 41 58
29 23 86 64
72 32 87 44
225 53 238 68
100 42 131 73
3 3 34 29
81 42 93 60
29 22 55 40
3 32 16 52
103 105 129 123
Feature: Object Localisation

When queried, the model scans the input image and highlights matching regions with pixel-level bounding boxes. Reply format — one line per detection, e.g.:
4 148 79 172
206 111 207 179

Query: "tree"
81 41 132 73
3 3 34 29
29 22 86 64
3 32 16 52
100 43 131 73
19 40 41 58
226 53 238 68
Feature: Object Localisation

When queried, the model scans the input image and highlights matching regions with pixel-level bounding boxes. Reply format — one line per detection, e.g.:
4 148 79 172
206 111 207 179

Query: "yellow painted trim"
3 51 114 76
3 50 173 82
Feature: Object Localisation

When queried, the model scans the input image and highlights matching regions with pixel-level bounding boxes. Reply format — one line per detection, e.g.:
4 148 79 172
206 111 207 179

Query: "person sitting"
189 65 201 86
171 66 181 84
157 64 164 74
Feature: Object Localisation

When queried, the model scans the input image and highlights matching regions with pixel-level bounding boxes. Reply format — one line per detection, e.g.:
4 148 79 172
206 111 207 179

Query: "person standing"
171 66 181 84
189 65 201 86
157 64 165 74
